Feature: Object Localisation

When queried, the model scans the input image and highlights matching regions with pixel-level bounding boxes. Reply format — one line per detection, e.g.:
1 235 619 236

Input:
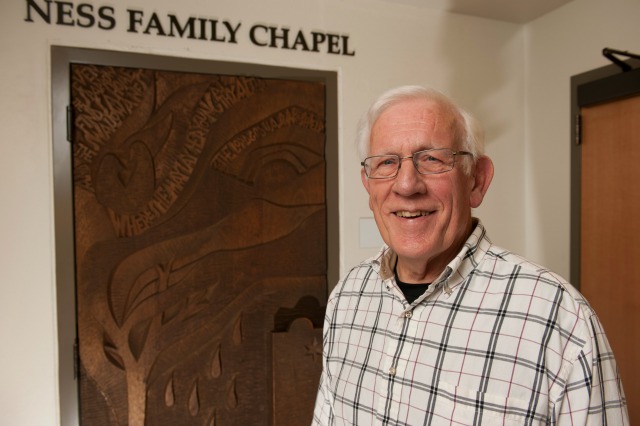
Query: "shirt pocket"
431 381 544 426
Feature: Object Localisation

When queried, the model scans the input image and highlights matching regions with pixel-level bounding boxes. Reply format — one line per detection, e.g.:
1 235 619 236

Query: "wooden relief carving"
272 296 325 425
71 64 327 425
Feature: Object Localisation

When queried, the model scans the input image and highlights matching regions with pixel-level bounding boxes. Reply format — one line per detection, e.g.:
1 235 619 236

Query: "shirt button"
388 367 396 376
404 311 412 319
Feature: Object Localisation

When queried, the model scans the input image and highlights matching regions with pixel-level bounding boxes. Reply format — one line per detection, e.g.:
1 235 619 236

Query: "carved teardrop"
164 376 175 407
226 377 238 409
232 315 243 345
189 380 200 416
211 344 222 378
208 408 217 426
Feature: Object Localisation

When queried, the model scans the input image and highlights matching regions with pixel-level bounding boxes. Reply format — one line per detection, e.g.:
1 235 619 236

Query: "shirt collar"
372 219 491 290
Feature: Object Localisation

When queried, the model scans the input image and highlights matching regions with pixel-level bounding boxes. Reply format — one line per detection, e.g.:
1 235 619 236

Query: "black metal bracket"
602 47 640 72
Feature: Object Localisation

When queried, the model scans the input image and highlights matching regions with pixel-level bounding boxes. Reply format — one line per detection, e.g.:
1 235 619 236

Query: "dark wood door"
580 93 640 422
70 64 328 425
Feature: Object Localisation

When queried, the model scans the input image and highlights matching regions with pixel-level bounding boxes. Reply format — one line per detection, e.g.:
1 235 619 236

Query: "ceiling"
380 0 575 23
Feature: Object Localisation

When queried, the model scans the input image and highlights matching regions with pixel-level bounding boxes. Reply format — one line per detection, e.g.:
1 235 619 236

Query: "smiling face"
361 98 493 281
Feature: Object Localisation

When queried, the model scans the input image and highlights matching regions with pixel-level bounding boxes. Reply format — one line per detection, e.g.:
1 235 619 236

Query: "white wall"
524 0 640 275
0 0 633 424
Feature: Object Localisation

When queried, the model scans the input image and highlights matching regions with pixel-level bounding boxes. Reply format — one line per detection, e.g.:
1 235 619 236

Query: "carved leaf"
103 331 125 370
161 299 186 325
120 259 176 325
128 318 152 360
117 266 161 326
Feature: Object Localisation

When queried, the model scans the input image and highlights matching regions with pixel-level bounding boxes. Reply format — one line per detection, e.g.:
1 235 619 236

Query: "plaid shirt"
313 221 628 425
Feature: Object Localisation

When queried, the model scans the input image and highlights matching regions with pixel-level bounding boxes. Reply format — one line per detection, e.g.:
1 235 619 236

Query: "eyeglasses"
361 148 472 179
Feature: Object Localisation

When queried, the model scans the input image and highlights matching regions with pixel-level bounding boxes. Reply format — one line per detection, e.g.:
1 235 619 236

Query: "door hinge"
66 105 73 143
575 113 582 145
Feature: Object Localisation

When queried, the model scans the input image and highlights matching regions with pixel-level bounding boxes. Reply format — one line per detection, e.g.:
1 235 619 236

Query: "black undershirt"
394 266 431 304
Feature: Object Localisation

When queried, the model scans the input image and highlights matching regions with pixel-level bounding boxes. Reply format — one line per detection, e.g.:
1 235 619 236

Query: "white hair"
355 85 485 175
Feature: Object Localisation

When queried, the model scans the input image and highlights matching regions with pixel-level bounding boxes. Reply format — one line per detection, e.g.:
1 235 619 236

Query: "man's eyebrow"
372 145 437 155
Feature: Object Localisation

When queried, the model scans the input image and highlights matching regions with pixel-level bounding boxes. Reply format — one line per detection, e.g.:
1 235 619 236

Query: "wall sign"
24 0 356 56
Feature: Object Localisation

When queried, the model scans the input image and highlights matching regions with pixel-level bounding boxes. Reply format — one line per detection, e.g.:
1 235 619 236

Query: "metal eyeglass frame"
361 148 473 179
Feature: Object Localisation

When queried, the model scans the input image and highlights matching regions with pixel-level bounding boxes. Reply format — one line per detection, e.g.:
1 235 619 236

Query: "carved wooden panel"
272 317 323 425
70 64 327 425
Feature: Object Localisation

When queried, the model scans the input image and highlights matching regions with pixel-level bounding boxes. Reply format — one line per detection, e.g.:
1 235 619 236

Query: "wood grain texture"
581 94 640 423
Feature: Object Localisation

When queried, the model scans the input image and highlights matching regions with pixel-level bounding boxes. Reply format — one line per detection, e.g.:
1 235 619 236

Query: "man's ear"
361 167 371 194
361 168 375 211
469 156 494 208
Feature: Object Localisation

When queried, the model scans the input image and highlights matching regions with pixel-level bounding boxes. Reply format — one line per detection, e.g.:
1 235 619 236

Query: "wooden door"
580 93 640 422
70 64 328 425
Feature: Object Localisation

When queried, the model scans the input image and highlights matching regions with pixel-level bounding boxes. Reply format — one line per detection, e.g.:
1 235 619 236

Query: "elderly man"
312 86 628 425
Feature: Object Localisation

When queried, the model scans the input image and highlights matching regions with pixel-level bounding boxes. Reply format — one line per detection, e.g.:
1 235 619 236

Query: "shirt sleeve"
553 313 629 425
312 368 332 425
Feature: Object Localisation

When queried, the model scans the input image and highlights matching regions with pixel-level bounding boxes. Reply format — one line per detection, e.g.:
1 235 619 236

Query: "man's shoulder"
331 256 382 294
345 257 381 281
480 244 593 315
483 245 565 282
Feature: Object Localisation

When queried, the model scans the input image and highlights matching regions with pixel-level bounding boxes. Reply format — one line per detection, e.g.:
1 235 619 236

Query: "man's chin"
389 242 437 262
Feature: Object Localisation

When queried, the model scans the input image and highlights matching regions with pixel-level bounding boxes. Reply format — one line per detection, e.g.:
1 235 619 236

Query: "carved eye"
241 141 324 186
211 107 325 187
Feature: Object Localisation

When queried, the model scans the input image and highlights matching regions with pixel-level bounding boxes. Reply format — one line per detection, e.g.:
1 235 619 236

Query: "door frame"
51 46 340 425
569 58 640 287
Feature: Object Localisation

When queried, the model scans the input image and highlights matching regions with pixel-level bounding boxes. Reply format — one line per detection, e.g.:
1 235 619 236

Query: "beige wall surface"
0 0 637 424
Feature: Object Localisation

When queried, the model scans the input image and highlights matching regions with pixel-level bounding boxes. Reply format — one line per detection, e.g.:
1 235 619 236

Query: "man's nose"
393 157 427 195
